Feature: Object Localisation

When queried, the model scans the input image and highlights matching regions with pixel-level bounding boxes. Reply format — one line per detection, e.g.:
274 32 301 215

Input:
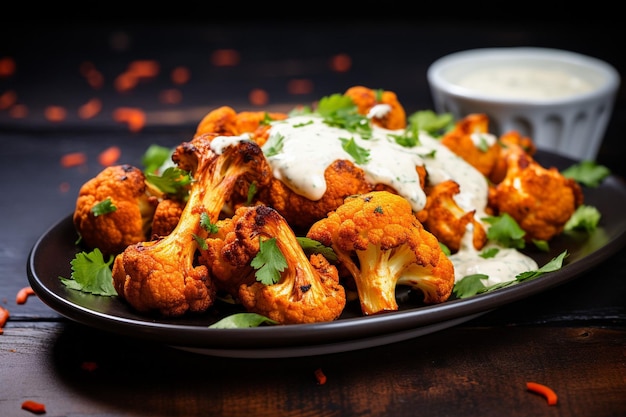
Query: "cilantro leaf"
483 213 526 249
453 274 489 298
200 212 219 234
297 237 337 262
407 110 455 137
340 137 370 164
209 313 278 328
263 132 284 157
141 144 174 174
317 93 372 139
91 197 116 217
145 166 192 198
250 237 288 285
59 248 117 296
561 160 611 187
564 204 601 233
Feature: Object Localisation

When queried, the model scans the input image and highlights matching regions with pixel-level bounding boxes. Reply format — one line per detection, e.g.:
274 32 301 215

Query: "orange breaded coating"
220 205 346 324
257 159 374 231
344 86 407 130
112 135 272 316
307 191 455 316
416 180 487 253
195 105 287 145
489 130 538 184
150 198 185 237
73 164 158 255
488 145 584 242
440 113 502 178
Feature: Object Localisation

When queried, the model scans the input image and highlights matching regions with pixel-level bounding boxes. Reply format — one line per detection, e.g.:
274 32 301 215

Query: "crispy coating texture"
213 205 346 324
73 164 158 256
440 113 502 178
488 144 584 242
489 130 538 184
112 135 272 316
257 159 374 231
416 180 487 253
307 191 455 316
151 198 185 237
195 105 288 146
344 86 407 130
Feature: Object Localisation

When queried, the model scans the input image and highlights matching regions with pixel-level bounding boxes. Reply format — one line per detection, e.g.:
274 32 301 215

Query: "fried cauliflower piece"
489 130 538 184
440 113 502 178
195 105 287 146
416 179 487 253
73 164 159 256
150 198 185 237
488 143 584 242
257 159 374 231
111 134 272 316
344 86 407 130
213 204 346 324
307 191 455 316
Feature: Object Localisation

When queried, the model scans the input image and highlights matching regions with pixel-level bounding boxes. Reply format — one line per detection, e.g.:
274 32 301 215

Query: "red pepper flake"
81 361 98 372
78 98 102 119
0 305 9 335
44 105 67 122
526 381 558 405
113 107 146 132
60 152 87 168
16 286 35 304
314 368 327 385
21 400 46 414
98 146 121 167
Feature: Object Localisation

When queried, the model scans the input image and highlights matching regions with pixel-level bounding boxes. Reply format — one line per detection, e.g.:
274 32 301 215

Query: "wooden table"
1 19 625 417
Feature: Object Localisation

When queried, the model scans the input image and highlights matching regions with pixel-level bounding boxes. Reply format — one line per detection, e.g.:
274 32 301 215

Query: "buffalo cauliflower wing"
307 190 455 316
112 134 272 316
488 142 584 242
416 179 487 253
73 164 158 256
209 204 346 324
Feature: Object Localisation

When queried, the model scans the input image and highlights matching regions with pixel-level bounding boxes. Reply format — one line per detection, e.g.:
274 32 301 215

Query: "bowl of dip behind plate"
427 47 620 161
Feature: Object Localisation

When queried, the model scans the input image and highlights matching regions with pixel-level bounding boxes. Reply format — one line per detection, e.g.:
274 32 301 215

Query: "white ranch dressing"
455 65 594 100
210 133 252 154
449 229 538 284
261 112 537 282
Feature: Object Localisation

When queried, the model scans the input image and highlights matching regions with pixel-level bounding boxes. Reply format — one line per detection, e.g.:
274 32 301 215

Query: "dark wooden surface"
1 18 626 417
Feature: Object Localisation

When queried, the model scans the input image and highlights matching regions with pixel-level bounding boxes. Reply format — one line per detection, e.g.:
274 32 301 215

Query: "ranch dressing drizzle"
263 112 537 282
449 229 538 284
265 115 428 210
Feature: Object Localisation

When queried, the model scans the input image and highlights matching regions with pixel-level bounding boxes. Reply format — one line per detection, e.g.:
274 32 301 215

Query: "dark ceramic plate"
27 152 626 358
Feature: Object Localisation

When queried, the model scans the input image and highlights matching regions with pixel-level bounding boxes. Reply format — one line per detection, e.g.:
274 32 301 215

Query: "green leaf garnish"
142 144 173 174
91 197 116 216
564 204 601 232
317 93 372 139
561 160 611 187
59 248 117 296
200 212 219 234
145 166 192 197
297 237 337 262
340 137 370 164
263 132 284 157
209 313 278 328
483 213 526 249
250 237 288 285
407 110 455 137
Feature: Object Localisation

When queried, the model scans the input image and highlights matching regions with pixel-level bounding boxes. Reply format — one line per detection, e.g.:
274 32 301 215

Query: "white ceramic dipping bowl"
427 47 620 161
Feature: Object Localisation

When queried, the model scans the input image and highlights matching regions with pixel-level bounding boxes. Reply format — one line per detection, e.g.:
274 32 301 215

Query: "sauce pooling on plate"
454 65 595 100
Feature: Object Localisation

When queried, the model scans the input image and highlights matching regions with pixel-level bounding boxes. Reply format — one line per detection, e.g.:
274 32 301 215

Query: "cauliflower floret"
307 191 455 316
440 113 502 178
489 130 538 184
195 105 287 146
488 143 584 242
112 134 272 316
150 198 185 238
416 179 487 253
209 204 346 324
344 85 407 130
73 164 158 256
257 159 374 231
